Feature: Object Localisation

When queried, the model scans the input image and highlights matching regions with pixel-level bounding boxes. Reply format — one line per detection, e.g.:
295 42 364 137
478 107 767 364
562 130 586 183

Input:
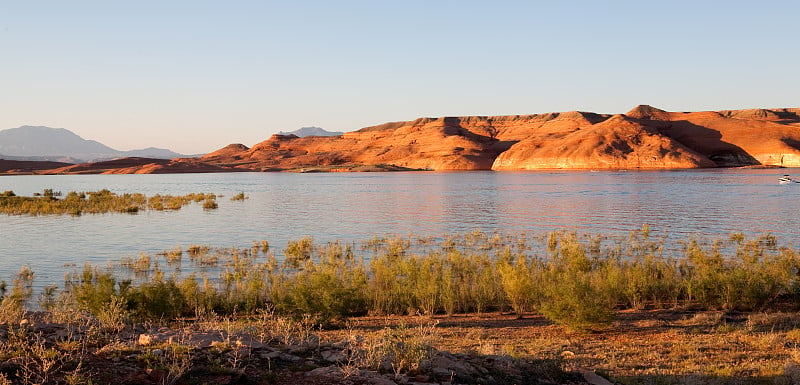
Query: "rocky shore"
0 311 595 385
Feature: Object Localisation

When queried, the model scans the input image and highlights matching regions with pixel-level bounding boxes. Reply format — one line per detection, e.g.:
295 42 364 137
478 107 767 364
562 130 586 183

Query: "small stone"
147 368 168 383
413 374 431 382
138 334 154 346
306 366 339 377
279 353 302 362
582 370 614 385
151 348 163 356
264 351 282 360
432 367 452 378
289 346 309 355
320 349 346 363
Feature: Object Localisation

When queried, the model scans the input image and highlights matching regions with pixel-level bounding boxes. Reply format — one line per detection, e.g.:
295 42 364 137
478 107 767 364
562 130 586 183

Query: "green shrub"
498 250 537 317
0 189 214 215
5 230 799 329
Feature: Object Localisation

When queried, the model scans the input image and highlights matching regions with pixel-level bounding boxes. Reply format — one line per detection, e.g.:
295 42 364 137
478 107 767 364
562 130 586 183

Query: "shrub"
202 197 218 210
497 250 537 317
6 230 800 330
284 237 314 268
0 189 214 215
537 233 615 329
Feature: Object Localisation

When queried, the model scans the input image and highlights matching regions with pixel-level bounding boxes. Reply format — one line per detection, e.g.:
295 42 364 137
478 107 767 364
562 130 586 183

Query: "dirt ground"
3 309 800 385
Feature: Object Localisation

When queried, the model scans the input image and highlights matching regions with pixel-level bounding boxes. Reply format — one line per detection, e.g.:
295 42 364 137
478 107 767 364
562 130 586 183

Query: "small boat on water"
779 175 798 184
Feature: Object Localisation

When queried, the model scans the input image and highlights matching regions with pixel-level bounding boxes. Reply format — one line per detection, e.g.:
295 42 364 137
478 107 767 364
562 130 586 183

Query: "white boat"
779 175 797 184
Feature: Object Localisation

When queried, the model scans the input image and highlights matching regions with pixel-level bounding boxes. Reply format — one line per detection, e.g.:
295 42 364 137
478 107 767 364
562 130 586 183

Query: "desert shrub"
127 270 190 320
202 197 218 209
720 235 799 310
539 272 615 330
353 321 437 375
0 267 35 322
66 264 128 316
537 233 615 329
369 251 414 315
273 242 369 321
284 236 314 268
0 189 212 215
497 249 537 317
683 239 726 309
217 250 271 313
467 253 504 314
440 250 501 315
6 230 800 328
680 235 798 310
369 251 445 315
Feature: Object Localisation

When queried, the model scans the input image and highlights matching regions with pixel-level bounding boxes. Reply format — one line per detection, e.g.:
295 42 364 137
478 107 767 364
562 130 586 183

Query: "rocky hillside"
39 157 241 175
4 106 800 174
203 106 800 171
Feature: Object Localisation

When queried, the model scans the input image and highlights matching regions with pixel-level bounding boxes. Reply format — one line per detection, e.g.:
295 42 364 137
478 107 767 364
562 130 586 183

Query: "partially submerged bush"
3 231 799 329
0 189 217 215
0 266 35 323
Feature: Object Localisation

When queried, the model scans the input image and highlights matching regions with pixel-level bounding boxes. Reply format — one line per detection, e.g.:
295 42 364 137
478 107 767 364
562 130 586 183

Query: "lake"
1 169 799 286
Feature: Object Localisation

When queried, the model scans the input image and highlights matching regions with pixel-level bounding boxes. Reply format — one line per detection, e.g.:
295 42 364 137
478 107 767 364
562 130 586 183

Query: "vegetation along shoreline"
2 230 800 383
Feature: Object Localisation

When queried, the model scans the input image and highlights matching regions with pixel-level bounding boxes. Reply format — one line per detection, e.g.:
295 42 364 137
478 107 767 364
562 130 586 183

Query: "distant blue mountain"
278 126 343 137
0 126 187 163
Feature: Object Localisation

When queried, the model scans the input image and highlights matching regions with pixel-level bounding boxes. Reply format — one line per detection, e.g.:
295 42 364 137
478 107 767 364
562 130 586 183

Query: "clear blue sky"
1 1 798 154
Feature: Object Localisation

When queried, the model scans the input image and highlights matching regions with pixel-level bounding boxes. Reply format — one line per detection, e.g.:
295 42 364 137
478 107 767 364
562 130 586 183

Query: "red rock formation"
493 114 716 170
41 157 239 175
494 105 800 169
0 159 72 174
205 106 800 171
4 106 799 174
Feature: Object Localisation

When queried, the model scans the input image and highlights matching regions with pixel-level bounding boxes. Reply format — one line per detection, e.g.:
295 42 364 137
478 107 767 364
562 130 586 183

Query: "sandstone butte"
3 105 800 174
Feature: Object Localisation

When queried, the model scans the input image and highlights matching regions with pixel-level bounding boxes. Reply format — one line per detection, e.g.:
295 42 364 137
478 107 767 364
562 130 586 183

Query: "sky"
1 1 798 154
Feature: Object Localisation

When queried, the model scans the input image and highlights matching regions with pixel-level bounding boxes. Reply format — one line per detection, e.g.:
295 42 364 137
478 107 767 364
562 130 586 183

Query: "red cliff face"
201 106 800 171
492 114 716 170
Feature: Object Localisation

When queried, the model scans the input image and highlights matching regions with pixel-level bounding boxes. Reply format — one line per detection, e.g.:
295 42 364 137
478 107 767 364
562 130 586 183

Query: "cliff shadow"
440 117 518 160
645 120 761 167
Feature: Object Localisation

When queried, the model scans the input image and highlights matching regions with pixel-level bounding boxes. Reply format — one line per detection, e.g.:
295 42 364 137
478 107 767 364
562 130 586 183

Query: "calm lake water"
1 169 799 285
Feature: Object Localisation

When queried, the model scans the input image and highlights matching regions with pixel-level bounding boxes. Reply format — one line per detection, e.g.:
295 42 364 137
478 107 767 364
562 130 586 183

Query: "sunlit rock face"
202 106 800 171
7 106 799 174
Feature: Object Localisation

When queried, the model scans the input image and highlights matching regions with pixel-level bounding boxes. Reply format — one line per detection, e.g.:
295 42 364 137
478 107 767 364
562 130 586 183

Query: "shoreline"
2 156 799 176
